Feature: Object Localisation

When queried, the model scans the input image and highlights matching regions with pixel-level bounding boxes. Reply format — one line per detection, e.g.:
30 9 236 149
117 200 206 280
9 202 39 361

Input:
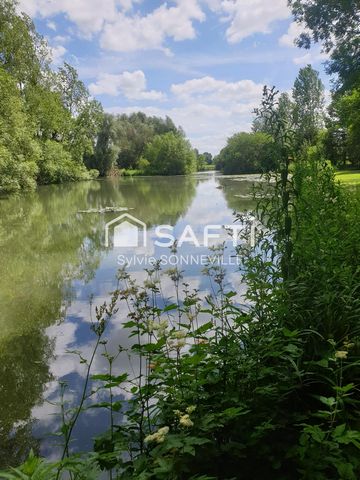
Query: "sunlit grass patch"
335 170 360 185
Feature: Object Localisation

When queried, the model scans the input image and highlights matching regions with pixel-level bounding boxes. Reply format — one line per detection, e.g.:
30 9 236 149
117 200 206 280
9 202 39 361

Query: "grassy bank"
335 170 360 185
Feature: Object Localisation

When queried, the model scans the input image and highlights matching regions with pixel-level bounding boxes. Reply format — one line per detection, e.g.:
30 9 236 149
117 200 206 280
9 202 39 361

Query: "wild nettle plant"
1 89 360 480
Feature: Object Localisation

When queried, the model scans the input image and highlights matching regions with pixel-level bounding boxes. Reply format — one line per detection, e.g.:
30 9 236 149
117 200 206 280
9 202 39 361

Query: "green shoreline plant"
1 89 360 480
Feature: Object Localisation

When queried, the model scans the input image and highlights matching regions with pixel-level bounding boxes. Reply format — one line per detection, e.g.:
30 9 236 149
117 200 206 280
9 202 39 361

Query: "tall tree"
0 0 50 87
253 92 294 135
54 62 89 116
87 114 118 176
143 132 196 175
114 112 183 170
288 0 360 91
292 65 325 146
52 62 103 163
0 68 39 193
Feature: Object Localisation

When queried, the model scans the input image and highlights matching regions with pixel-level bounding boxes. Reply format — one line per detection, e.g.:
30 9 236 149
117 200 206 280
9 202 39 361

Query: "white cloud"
19 0 138 36
293 50 328 65
207 0 290 43
46 20 56 31
118 0 142 11
171 76 262 102
20 0 292 50
279 21 307 48
53 35 71 44
20 0 205 49
100 0 205 52
89 70 165 100
106 75 263 154
50 45 67 64
279 22 329 65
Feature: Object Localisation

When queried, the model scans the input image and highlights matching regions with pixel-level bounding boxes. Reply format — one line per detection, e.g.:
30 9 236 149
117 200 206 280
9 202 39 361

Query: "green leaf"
163 303 178 312
318 396 336 408
194 322 213 335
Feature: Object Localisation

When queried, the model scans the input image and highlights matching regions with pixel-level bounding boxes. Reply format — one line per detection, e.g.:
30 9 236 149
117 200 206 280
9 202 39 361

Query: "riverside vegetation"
1 0 360 478
1 87 360 479
0 0 212 194
2 0 360 192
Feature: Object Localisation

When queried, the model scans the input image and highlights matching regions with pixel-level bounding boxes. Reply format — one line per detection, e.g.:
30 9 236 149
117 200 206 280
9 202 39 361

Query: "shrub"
216 132 275 174
37 141 95 185
143 132 196 175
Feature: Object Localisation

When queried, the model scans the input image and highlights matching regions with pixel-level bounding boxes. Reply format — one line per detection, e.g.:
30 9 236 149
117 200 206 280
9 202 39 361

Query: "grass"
335 170 360 185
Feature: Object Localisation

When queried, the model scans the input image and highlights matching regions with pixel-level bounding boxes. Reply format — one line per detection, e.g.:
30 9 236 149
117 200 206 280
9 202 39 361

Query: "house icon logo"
105 213 147 248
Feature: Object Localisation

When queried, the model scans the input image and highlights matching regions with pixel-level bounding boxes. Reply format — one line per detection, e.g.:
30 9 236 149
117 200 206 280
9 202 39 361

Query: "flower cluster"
174 406 196 428
148 319 168 336
144 426 169 444
168 330 187 350
335 339 355 360
335 350 348 360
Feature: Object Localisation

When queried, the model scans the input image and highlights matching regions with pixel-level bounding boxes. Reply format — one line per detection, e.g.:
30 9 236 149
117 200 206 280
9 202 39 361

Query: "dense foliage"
253 65 325 152
142 132 197 175
0 1 199 192
86 112 205 176
1 0 360 477
221 65 326 175
288 0 360 167
114 113 181 171
0 0 102 194
215 132 275 174
2 87 359 480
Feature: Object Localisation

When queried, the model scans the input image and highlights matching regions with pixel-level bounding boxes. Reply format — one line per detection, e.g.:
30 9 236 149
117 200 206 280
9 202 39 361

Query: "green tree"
0 68 39 193
86 114 118 176
114 112 182 170
54 62 89 116
277 92 294 128
335 87 360 168
25 84 71 141
0 1 104 191
253 92 294 135
216 132 275 174
0 0 50 87
68 98 103 163
288 0 360 91
143 132 196 175
292 65 325 146
52 62 103 163
115 114 154 169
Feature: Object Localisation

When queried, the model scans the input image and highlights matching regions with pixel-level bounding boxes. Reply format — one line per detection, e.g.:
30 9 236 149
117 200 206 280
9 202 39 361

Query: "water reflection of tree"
0 175 197 467
93 175 197 227
0 181 103 468
0 332 52 467
217 176 257 212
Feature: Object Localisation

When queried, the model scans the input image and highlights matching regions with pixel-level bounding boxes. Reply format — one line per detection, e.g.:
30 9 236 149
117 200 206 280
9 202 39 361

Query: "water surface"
0 172 257 467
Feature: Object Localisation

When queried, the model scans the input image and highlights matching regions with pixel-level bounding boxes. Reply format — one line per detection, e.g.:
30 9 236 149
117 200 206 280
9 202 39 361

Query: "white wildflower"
179 414 193 428
144 426 169 444
172 329 187 339
335 350 348 360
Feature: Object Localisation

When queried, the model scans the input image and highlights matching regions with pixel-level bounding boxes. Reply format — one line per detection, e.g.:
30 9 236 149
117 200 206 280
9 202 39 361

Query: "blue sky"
20 0 330 154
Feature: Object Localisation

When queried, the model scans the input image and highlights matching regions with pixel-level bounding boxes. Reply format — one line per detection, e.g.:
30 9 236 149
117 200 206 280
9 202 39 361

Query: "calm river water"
0 171 258 467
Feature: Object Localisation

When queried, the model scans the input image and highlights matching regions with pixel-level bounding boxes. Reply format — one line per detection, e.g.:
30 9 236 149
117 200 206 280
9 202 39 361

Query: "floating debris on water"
78 206 133 214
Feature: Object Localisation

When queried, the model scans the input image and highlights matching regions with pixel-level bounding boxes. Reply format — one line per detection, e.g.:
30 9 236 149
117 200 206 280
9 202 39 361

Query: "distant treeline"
85 112 213 177
216 60 360 175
